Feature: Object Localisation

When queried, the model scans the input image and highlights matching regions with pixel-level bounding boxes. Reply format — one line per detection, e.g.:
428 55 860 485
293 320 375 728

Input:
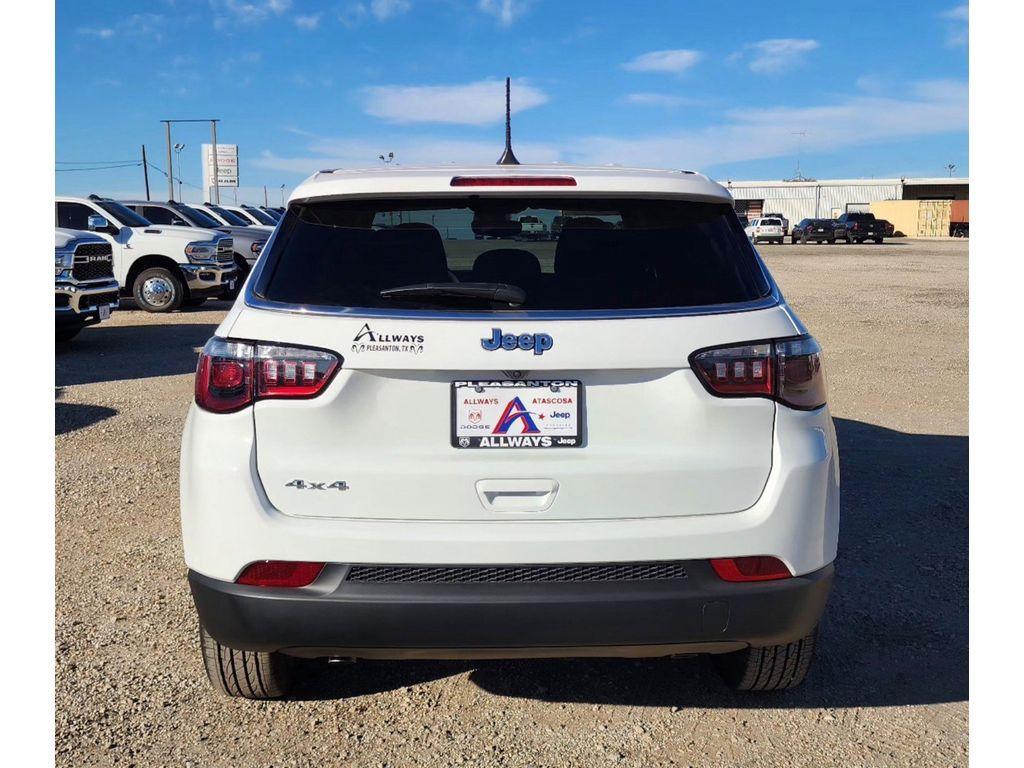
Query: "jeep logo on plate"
481 328 554 356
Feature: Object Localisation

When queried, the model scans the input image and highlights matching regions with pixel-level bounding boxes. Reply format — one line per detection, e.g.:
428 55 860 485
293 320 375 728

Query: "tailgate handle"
475 479 559 513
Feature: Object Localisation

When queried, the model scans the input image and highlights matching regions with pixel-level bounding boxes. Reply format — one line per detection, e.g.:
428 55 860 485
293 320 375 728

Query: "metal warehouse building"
724 177 969 236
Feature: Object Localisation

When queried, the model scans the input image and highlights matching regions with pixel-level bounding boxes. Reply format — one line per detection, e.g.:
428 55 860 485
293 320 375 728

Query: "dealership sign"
201 143 238 189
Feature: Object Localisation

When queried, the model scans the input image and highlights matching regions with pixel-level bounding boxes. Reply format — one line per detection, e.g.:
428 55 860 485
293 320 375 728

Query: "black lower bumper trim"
190 561 834 659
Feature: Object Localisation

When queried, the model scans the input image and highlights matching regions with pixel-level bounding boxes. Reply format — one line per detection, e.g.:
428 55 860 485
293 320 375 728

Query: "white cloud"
621 49 702 75
478 0 529 26
211 0 291 26
620 93 704 108
940 4 968 46
371 0 411 20
253 80 965 177
575 80 967 169
736 39 819 74
294 13 320 29
362 78 549 125
78 14 165 41
78 27 115 39
253 137 563 174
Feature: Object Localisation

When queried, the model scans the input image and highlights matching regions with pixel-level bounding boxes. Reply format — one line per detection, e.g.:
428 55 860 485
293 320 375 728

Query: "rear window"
761 218 782 226
255 197 771 313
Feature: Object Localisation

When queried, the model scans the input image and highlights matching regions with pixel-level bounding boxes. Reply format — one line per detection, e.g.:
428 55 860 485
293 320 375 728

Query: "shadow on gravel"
55 321 219 387
55 401 118 435
286 418 968 710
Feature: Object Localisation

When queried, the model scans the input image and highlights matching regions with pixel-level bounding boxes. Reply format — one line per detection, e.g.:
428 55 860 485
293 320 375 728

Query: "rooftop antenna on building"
497 77 520 165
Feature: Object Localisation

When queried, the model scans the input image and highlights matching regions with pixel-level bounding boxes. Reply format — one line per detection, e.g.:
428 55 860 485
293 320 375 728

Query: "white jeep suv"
56 196 238 312
181 166 839 699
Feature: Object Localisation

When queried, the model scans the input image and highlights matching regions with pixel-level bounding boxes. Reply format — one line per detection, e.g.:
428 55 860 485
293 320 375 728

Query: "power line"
55 162 142 172
56 159 136 165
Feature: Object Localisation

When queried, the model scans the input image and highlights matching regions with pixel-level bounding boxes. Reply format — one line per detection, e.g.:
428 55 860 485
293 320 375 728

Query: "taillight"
195 337 340 413
449 176 577 187
710 556 792 582
236 561 325 588
690 335 826 410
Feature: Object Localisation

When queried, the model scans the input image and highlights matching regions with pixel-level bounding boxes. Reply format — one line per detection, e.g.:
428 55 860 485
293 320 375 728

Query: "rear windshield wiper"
379 282 526 308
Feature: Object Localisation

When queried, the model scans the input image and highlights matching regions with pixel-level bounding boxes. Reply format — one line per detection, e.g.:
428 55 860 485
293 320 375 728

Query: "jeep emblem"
481 328 554 356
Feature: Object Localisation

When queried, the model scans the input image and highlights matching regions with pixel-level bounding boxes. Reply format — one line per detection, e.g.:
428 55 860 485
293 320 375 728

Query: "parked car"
517 214 548 240
791 218 846 244
835 212 887 243
182 164 838 699
55 227 120 341
762 212 789 235
224 204 279 228
119 200 266 295
200 202 274 234
258 206 282 222
744 217 786 244
55 196 237 312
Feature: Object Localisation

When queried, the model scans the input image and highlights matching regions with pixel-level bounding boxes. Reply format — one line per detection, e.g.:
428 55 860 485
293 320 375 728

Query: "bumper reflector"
710 556 792 582
236 561 325 588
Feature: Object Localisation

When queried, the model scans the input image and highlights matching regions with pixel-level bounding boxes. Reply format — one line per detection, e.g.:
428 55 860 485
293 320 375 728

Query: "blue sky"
56 0 968 204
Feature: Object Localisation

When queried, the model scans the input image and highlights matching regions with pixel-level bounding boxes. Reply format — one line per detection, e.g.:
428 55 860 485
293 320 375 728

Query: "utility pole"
263 185 268 207
211 120 221 204
141 145 151 201
163 121 174 200
280 184 286 206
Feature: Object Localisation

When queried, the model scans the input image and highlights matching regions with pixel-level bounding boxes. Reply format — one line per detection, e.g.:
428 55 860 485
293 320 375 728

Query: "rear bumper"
190 562 833 658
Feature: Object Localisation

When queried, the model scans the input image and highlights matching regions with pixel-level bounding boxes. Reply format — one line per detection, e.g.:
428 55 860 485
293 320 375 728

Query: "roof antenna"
497 76 520 165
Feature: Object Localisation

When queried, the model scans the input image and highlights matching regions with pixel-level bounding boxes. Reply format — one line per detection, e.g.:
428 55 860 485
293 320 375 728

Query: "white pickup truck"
54 196 238 312
55 227 120 341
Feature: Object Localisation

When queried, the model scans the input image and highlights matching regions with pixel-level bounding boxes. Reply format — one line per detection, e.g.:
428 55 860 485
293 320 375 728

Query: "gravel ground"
55 239 968 767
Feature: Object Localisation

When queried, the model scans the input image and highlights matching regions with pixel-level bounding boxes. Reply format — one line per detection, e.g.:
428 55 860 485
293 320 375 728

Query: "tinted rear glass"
761 219 782 226
256 197 771 312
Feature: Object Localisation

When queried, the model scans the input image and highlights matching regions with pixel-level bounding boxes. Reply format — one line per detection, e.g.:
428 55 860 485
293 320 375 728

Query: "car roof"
289 164 732 204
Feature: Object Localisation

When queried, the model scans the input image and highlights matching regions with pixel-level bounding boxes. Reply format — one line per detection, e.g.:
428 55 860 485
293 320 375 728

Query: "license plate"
98 305 111 320
452 380 583 449
815 228 825 232
228 279 236 290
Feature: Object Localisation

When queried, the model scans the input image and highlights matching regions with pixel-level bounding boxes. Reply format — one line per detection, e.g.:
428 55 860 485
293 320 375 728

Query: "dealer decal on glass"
451 380 583 449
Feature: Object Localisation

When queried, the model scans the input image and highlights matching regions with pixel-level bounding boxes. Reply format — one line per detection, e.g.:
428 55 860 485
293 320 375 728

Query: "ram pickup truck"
224 204 278 228
119 200 266 297
55 227 120 341
200 202 275 235
835 212 890 244
55 196 237 312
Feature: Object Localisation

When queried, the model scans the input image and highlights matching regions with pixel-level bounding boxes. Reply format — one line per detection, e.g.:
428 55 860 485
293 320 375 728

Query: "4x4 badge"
481 328 553 356
285 480 349 491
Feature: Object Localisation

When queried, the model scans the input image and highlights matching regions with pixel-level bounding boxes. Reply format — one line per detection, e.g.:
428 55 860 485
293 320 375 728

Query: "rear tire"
873 237 884 244
199 624 294 699
714 627 818 691
133 267 184 313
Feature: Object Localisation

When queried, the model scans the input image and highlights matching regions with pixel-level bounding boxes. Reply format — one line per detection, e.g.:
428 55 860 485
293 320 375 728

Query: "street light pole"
280 185 286 206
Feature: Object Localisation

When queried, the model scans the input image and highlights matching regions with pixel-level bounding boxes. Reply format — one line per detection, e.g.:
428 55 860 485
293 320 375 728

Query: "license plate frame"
451 380 583 449
98 304 111 321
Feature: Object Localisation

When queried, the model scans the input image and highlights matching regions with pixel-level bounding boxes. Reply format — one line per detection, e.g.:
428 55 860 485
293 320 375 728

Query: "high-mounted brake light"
689 335 826 410
449 176 577 187
236 561 325 588
710 556 792 582
195 337 340 413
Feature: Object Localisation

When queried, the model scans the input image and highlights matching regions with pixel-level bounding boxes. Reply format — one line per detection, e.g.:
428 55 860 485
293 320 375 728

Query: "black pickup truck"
835 212 894 244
